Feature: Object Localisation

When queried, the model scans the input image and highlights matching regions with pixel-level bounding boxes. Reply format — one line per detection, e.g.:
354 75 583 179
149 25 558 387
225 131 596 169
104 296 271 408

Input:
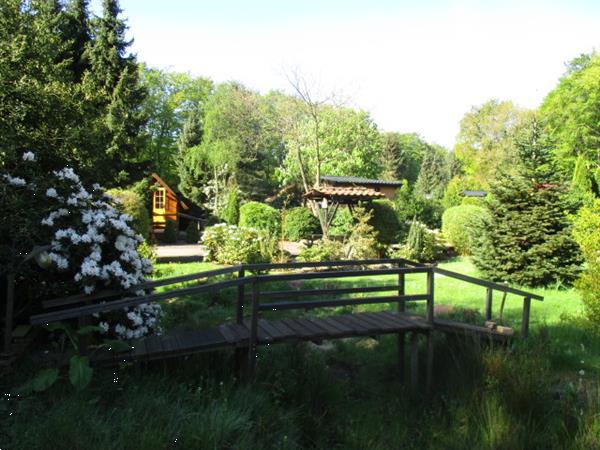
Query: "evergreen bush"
442 205 490 255
369 199 401 244
344 206 381 259
393 221 440 262
221 189 240 225
297 239 344 262
282 207 320 241
238 202 280 237
472 173 582 287
162 220 178 244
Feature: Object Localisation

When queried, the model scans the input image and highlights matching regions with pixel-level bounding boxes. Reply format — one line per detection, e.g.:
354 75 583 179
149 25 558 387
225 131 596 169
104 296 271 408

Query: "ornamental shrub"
202 224 273 265
344 206 381 259
282 207 320 241
238 201 280 237
297 239 344 262
393 221 440 262
572 199 600 332
442 205 490 255
221 189 240 225
369 199 401 244
1 152 162 341
106 188 151 239
162 220 178 244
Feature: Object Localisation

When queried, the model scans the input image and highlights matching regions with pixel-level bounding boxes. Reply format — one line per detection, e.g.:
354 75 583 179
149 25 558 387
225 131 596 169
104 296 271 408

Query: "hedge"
369 199 401 244
282 207 320 241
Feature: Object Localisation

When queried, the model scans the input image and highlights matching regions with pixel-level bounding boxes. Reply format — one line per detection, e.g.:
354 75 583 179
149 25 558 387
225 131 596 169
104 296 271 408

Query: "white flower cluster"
3 174 27 187
22 151 35 162
38 166 159 340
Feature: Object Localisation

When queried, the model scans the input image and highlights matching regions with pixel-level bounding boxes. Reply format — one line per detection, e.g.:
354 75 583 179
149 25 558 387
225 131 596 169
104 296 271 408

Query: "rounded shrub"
202 224 273 265
238 202 280 236
107 188 151 239
369 199 401 244
442 205 490 255
282 207 320 241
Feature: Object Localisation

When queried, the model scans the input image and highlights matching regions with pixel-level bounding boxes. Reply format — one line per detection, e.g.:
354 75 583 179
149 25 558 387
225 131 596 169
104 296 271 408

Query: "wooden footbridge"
30 258 543 389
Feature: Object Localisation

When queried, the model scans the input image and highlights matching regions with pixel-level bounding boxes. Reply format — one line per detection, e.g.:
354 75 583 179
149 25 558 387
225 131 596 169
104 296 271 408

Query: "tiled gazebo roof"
304 185 386 201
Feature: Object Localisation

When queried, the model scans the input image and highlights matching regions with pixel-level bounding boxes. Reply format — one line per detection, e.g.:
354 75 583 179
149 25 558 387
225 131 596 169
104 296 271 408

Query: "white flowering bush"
1 151 162 341
202 224 274 265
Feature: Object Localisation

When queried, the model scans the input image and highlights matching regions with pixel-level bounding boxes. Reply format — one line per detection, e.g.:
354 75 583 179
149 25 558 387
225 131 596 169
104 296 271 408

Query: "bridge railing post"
236 268 245 325
397 262 406 382
426 267 434 324
521 296 531 338
485 287 493 321
247 278 260 376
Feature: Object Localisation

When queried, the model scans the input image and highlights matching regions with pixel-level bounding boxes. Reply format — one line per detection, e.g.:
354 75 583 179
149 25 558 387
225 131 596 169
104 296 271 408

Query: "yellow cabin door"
153 188 166 226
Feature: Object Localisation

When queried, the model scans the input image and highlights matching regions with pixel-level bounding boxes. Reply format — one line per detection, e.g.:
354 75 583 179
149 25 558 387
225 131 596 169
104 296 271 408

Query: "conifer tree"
415 146 449 199
62 0 91 81
176 108 207 205
473 118 582 286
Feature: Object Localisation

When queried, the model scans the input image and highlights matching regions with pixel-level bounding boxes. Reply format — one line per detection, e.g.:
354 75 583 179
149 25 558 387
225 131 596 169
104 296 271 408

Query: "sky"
92 0 599 149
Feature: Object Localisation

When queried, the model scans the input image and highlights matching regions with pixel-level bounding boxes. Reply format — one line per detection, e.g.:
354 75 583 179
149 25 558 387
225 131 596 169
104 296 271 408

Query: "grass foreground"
1 258 598 449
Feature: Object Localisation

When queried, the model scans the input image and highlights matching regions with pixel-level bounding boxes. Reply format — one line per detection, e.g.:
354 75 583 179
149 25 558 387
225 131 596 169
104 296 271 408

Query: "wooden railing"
31 258 543 341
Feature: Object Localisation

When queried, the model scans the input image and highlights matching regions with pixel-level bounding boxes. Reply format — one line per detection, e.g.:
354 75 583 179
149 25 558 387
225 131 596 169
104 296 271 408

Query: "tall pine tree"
176 108 207 205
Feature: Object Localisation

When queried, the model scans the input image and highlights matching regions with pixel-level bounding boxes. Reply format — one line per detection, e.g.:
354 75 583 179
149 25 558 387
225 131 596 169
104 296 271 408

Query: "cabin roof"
320 175 403 187
150 173 189 209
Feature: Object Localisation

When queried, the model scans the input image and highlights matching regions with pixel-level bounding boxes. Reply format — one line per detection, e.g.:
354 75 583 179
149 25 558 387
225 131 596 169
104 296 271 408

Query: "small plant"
393 220 440 262
221 189 240 225
202 224 274 265
238 201 280 236
185 222 200 243
297 239 344 262
162 219 178 243
344 206 380 259
282 207 320 241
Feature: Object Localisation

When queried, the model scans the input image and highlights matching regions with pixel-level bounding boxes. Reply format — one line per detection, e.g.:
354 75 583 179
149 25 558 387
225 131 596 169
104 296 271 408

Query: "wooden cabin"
319 176 403 200
149 173 202 235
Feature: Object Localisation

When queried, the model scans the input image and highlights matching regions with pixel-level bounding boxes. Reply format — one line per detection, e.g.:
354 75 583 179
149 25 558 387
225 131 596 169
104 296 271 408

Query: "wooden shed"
149 173 202 234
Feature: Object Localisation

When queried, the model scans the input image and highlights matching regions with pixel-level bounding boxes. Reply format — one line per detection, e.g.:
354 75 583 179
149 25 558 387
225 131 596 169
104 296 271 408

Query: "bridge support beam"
410 332 419 392
397 332 405 382
426 331 434 397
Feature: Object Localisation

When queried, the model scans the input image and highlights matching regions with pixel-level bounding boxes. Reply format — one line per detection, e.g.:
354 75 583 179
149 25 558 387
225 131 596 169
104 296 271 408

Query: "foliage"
162 220 178 244
540 52 600 177
201 224 273 265
221 188 240 225
329 207 353 237
238 201 280 237
393 221 440 262
442 205 490 255
185 222 200 244
343 206 380 259
141 67 213 184
454 99 524 188
368 199 401 244
414 144 450 199
572 200 600 332
297 239 344 262
472 172 582 286
395 180 444 230
282 207 320 241
279 106 382 187
379 132 428 184
106 188 151 239
442 176 485 209
176 107 207 206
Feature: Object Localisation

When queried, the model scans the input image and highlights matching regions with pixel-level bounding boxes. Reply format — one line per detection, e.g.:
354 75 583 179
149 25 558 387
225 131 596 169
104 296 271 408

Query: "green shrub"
345 206 381 259
573 199 600 332
393 221 440 262
297 239 344 262
221 189 240 225
162 220 178 244
201 224 273 265
442 205 490 255
282 207 320 241
329 207 353 237
106 188 151 239
185 222 200 244
369 199 401 244
238 202 280 236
